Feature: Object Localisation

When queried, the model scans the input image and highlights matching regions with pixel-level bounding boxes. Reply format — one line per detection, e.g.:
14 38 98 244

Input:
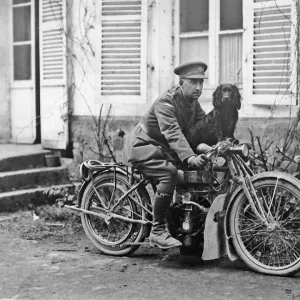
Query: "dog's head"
212 84 241 110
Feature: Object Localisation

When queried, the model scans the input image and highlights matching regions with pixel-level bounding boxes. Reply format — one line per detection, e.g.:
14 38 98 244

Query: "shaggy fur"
187 83 241 149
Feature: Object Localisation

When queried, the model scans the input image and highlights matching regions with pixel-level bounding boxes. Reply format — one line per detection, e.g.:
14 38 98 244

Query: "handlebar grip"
206 151 216 160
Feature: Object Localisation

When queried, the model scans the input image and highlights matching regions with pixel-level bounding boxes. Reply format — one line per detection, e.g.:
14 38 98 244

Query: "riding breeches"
133 159 178 195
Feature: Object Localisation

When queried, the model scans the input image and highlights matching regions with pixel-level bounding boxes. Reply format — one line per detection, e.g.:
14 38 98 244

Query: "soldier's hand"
217 139 232 152
188 154 209 169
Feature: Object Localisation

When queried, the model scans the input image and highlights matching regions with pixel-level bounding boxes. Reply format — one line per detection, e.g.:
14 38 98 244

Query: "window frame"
11 0 35 88
174 0 244 90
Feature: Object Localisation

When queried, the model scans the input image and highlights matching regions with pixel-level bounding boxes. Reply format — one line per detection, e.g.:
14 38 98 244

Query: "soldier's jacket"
125 85 206 165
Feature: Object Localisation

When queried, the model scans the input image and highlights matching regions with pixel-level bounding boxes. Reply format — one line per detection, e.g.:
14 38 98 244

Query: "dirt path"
0 210 300 300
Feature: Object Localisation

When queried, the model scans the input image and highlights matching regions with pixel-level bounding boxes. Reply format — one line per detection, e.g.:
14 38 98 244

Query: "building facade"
0 0 298 159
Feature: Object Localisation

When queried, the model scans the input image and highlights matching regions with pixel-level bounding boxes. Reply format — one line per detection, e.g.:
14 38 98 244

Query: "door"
39 0 68 149
11 0 38 143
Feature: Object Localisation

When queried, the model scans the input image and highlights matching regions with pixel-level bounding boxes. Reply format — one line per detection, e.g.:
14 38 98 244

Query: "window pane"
219 33 242 85
14 45 31 80
13 6 31 42
180 37 209 78
180 0 209 33
13 0 30 4
220 0 243 30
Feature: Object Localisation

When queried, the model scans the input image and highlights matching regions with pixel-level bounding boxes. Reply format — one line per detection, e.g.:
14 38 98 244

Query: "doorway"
11 0 40 144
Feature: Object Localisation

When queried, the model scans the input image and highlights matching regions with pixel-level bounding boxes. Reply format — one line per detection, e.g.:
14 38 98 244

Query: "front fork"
238 175 269 226
228 156 270 226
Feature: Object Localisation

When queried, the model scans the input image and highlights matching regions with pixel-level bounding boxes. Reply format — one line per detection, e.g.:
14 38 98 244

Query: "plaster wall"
67 0 299 167
69 0 174 118
0 0 11 142
68 0 297 120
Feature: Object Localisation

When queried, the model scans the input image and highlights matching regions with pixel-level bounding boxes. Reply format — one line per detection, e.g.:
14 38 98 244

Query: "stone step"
0 152 51 172
0 166 70 193
0 183 79 212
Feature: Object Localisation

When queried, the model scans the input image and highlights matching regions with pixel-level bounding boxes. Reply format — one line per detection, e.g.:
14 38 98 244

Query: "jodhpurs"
133 159 178 195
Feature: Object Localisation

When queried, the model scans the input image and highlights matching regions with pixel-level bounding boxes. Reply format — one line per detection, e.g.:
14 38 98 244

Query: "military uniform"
125 61 208 249
127 85 206 166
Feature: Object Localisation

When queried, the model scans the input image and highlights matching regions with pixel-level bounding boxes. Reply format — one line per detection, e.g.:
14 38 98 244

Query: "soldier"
125 62 209 249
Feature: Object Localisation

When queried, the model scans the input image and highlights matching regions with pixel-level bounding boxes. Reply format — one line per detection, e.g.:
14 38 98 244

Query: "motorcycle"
64 141 300 277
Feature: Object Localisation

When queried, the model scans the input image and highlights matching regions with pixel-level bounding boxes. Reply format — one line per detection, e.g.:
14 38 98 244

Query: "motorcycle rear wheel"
229 178 300 276
81 173 151 256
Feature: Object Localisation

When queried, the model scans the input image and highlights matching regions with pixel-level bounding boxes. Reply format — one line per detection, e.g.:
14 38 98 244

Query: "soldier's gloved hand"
217 139 232 152
187 154 209 169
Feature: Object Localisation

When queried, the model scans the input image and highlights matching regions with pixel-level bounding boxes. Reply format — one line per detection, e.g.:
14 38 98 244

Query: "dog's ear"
232 85 241 110
212 85 222 108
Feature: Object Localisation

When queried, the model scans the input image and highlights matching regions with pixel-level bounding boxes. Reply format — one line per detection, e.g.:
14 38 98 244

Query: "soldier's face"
181 78 204 101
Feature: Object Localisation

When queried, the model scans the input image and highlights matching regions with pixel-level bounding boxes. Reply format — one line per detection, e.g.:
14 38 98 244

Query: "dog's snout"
222 95 229 102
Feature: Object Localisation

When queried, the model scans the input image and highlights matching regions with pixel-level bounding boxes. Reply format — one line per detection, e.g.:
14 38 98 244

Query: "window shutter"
40 0 68 149
248 0 297 105
96 0 148 104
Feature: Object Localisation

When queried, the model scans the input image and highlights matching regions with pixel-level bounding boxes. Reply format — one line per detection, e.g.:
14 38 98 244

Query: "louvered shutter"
40 0 68 149
96 0 148 104
247 0 297 105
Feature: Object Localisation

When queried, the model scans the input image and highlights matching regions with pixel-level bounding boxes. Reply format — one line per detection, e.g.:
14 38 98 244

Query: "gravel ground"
0 208 300 300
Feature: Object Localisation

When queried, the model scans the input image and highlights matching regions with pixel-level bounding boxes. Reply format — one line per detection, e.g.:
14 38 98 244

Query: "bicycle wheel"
81 173 151 256
229 178 300 276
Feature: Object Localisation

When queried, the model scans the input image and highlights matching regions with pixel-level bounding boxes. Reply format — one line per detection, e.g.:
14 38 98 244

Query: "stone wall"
70 115 299 172
236 117 299 153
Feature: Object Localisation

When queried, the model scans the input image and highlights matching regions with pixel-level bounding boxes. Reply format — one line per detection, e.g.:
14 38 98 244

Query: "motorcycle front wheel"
81 173 151 256
229 178 300 276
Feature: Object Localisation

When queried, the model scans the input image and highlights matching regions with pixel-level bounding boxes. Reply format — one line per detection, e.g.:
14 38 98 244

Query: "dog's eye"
223 88 231 93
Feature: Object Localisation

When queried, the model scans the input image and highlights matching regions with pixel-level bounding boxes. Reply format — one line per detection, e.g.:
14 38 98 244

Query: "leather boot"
149 192 182 249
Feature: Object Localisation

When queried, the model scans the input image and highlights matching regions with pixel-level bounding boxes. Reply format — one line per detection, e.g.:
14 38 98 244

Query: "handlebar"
198 142 249 160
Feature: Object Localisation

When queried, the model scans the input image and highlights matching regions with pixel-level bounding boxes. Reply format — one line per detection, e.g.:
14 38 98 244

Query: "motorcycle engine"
167 162 228 252
167 184 212 251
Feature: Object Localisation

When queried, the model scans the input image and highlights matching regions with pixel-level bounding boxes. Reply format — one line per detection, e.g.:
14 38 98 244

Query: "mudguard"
77 166 130 207
202 171 300 261
202 194 238 261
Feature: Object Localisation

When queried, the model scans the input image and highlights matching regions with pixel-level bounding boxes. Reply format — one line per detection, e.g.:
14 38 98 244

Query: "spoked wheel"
230 178 300 276
81 173 151 256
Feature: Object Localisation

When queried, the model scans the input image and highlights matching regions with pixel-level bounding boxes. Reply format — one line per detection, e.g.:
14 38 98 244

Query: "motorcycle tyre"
81 173 151 256
229 178 300 276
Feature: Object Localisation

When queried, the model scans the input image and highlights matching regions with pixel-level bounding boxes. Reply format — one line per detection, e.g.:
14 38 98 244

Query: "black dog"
187 83 241 149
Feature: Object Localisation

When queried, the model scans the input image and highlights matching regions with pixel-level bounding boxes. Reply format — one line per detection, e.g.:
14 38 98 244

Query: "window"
12 1 32 80
13 0 30 4
180 0 209 32
243 0 296 105
219 0 243 85
178 0 243 88
96 0 148 104
179 0 209 78
220 0 243 30
13 45 31 80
